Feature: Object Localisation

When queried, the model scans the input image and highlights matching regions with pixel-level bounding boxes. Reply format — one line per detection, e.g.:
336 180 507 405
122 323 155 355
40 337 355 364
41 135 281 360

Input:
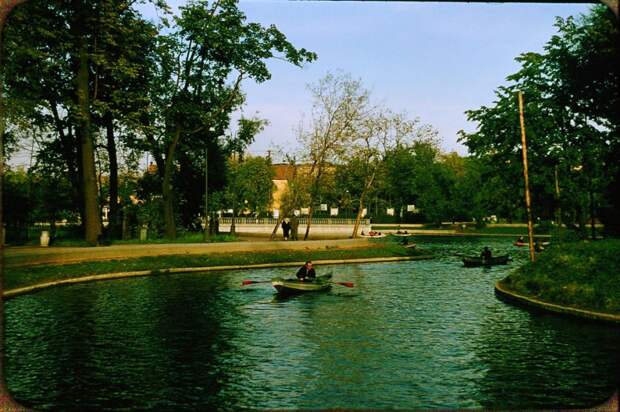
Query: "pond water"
4 237 619 410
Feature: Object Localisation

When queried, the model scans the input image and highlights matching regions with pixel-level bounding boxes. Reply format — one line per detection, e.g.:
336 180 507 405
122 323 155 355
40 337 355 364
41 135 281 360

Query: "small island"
497 239 620 322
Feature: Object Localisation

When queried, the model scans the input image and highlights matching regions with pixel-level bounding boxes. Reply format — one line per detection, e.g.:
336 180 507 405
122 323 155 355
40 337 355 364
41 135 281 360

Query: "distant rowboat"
359 233 386 238
514 241 550 247
462 255 510 267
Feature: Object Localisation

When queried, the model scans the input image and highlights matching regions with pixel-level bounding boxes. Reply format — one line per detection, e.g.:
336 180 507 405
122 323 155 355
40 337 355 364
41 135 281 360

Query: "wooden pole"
518 91 536 262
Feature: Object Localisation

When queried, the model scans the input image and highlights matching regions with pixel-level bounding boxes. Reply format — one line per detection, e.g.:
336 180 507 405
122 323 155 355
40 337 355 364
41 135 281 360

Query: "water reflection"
475 306 620 409
4 237 619 410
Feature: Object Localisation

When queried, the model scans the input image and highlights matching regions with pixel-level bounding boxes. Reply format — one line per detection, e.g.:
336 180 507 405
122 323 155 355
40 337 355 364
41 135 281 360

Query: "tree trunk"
75 123 85 234
303 206 313 240
76 36 101 245
105 113 120 239
352 193 368 239
304 166 323 241
162 126 182 239
270 213 285 240
50 101 81 209
352 173 375 238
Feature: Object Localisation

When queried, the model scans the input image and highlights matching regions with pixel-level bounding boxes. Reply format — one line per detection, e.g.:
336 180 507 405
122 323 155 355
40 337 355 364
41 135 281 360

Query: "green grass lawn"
499 239 620 314
17 231 238 247
4 241 425 291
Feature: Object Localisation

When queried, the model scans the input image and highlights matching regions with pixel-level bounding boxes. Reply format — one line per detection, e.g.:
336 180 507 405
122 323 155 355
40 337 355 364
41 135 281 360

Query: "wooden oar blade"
242 279 272 286
334 281 354 288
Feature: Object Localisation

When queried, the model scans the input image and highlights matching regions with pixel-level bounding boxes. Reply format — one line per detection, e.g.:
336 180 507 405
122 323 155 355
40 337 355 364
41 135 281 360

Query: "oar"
243 279 354 287
241 280 271 286
331 281 354 288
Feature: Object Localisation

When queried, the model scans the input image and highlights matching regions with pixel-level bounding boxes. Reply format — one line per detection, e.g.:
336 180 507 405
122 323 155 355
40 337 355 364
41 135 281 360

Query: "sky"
158 0 592 159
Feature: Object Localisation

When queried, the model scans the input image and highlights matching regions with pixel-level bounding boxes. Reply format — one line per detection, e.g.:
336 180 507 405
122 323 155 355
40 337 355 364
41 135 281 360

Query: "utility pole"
518 91 535 262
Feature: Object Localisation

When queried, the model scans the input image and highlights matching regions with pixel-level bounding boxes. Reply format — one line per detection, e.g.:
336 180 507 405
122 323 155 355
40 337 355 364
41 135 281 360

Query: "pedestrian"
290 215 299 241
282 219 290 240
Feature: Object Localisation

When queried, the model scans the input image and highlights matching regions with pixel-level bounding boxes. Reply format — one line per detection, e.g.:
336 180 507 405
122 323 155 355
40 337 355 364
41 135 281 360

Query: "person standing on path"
282 219 290 240
290 215 299 241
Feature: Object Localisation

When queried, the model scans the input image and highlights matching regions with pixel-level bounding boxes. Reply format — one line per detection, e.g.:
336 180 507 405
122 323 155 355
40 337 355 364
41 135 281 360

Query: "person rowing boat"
480 246 492 261
296 260 316 282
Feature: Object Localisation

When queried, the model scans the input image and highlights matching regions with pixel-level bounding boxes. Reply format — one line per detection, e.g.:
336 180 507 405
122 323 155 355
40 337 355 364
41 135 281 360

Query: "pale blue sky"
145 1 594 157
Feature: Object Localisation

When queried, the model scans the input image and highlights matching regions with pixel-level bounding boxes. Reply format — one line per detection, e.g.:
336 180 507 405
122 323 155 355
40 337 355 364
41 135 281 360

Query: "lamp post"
204 127 216 241
204 145 208 241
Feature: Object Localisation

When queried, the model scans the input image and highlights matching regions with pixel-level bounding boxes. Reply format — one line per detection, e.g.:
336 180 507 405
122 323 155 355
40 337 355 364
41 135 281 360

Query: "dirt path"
4 238 372 267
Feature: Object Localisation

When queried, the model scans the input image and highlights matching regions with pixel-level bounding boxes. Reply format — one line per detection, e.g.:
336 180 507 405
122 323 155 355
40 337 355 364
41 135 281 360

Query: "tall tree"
145 0 315 239
3 0 165 244
344 111 429 237
459 6 618 234
224 155 274 233
90 1 160 239
297 72 370 240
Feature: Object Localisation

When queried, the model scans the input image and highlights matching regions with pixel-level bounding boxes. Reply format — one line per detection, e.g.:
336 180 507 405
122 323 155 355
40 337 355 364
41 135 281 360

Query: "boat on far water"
271 274 333 295
514 241 550 247
462 255 510 267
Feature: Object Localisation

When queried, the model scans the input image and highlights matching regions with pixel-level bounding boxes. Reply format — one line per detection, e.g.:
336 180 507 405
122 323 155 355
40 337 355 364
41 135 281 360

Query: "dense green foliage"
459 6 619 235
500 240 620 314
2 0 315 243
224 155 275 219
4 241 423 290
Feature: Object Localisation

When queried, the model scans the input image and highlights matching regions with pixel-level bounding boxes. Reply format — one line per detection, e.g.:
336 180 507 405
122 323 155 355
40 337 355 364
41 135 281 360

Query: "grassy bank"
499 239 620 315
4 242 424 291
15 232 238 248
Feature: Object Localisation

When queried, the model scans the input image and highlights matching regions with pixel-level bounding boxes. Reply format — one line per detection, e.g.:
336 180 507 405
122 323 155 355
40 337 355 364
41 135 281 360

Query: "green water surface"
5 237 619 410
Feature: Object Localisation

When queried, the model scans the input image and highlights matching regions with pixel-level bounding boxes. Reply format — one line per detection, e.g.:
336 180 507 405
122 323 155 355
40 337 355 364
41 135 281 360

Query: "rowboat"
462 255 510 267
271 274 332 295
514 241 550 247
359 233 386 238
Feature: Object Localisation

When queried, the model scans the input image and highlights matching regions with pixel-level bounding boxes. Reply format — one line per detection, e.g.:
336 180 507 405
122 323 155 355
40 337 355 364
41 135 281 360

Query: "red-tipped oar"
243 279 354 288
242 280 272 286
332 281 354 288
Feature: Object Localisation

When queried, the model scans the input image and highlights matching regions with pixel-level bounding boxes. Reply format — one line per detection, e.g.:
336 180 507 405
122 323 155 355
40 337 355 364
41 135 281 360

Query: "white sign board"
386 208 395 216
362 208 367 217
320 203 328 211
273 209 279 219
294 209 300 216
407 204 416 212
330 207 339 216
301 208 310 215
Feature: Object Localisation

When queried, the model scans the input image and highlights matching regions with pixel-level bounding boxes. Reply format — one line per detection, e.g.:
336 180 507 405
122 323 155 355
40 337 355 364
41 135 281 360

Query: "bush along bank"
4 242 428 292
498 239 620 316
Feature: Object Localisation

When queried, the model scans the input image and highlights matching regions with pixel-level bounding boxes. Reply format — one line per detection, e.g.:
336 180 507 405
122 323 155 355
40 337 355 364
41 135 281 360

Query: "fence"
217 217 371 238
219 217 370 226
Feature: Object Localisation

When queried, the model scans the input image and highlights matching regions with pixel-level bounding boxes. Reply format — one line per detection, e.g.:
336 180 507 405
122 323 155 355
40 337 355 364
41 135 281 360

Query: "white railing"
219 217 370 225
